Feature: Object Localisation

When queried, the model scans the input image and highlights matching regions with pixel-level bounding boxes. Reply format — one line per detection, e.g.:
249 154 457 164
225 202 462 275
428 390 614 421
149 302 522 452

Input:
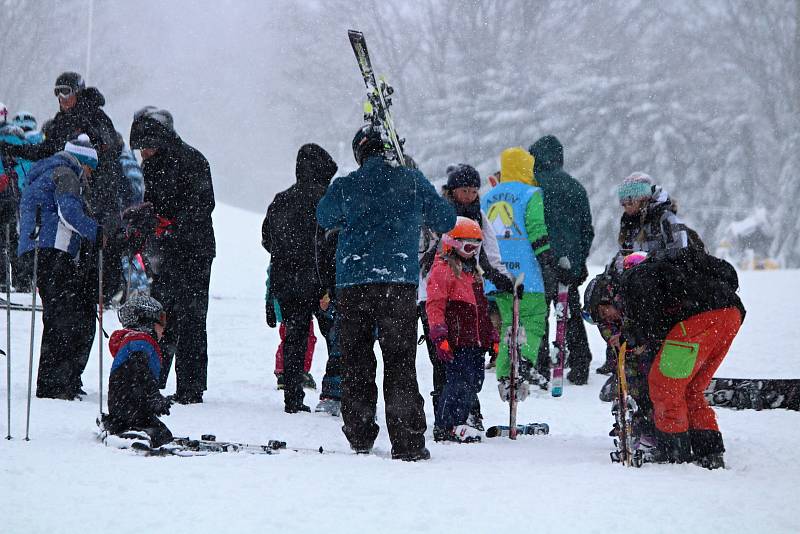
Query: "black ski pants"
33 249 95 397
155 253 213 399
338 283 426 455
537 283 592 378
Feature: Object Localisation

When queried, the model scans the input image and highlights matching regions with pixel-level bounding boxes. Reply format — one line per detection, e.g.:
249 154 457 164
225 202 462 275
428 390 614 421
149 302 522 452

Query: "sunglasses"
54 85 74 98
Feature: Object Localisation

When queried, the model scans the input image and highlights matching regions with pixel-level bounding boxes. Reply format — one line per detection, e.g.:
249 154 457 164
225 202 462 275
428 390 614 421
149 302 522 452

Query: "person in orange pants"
619 248 745 469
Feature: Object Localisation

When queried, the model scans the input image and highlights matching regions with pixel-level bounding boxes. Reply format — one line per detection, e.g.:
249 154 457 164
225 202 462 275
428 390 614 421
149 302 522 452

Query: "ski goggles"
54 85 75 98
442 235 482 258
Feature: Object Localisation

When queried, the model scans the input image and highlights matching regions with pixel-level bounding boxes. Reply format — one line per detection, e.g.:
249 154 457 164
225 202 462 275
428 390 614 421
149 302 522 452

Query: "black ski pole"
97 229 104 417
5 223 12 440
25 206 41 441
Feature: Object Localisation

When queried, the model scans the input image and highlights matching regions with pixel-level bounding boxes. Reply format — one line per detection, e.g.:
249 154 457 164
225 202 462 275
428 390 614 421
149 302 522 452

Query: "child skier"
102 294 173 449
481 147 554 396
426 217 498 443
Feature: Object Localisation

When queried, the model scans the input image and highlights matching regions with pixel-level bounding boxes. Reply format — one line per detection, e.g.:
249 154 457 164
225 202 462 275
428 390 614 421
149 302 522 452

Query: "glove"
429 324 453 363
497 377 530 403
537 249 558 301
491 271 514 294
266 301 277 328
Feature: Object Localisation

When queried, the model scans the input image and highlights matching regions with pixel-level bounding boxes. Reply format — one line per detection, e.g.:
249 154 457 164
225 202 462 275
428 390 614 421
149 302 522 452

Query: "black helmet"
352 125 383 165
118 294 165 330
54 71 85 93
582 273 617 324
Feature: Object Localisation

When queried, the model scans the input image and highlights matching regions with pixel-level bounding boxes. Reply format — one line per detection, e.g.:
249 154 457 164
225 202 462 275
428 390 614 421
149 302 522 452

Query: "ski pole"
25 206 41 441
5 223 11 440
97 230 104 417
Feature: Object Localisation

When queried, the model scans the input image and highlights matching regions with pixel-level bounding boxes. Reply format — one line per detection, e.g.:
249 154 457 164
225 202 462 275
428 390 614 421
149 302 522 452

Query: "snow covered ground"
2 203 799 533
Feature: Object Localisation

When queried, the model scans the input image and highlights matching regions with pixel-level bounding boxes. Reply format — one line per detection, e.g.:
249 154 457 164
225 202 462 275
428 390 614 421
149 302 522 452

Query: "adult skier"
482 147 554 395
317 125 455 461
528 135 594 384
129 107 215 404
618 248 745 469
17 135 99 399
262 143 338 413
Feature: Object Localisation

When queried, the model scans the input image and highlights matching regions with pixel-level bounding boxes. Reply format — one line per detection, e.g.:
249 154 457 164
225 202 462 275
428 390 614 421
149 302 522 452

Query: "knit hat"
445 163 480 190
64 134 98 169
618 172 653 204
54 71 85 93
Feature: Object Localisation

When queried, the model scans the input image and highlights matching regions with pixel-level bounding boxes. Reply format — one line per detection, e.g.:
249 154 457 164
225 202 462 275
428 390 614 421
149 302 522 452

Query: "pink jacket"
426 256 496 349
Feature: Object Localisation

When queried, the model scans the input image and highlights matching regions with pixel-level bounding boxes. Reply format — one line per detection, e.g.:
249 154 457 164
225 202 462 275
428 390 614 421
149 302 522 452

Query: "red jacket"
426 256 496 349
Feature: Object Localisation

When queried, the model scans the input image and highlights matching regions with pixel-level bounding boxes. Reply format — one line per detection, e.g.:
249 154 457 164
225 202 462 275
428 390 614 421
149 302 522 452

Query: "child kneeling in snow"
426 217 498 443
102 294 173 449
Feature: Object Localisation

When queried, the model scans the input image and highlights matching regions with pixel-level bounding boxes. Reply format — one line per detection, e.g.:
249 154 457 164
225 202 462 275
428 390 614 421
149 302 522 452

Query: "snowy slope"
1 203 799 534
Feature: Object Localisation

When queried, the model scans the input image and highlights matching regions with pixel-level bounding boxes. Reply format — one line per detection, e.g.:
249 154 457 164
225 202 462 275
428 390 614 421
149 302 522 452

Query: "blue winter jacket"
18 152 98 258
0 125 33 190
317 156 456 288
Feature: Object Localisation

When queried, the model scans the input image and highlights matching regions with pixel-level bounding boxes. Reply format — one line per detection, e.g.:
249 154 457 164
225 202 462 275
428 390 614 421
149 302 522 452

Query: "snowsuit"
619 249 745 459
106 328 173 448
418 196 509 416
529 136 594 381
426 256 495 430
17 152 98 398
317 155 456 456
130 114 216 402
263 144 338 410
481 148 550 379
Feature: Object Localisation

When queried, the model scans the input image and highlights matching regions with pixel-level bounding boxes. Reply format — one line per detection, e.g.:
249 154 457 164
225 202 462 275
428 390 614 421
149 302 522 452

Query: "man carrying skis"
528 135 594 384
262 143 338 413
482 147 555 397
317 125 455 461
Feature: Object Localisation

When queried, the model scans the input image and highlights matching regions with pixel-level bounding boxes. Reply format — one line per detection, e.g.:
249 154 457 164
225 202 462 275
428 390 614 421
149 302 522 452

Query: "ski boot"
447 425 482 443
689 429 726 470
314 397 341 417
466 411 484 431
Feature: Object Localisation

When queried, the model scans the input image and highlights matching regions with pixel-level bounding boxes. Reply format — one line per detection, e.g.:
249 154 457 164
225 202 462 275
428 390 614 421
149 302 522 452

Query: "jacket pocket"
659 340 699 379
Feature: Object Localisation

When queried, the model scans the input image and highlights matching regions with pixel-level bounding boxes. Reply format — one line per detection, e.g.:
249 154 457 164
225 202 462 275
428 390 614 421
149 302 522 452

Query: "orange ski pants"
649 308 742 434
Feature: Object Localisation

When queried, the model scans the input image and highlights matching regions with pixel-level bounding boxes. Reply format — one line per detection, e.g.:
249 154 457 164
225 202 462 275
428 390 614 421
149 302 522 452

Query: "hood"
647 185 677 215
109 328 159 358
76 87 106 110
295 143 338 188
529 135 563 173
129 107 181 150
500 147 537 185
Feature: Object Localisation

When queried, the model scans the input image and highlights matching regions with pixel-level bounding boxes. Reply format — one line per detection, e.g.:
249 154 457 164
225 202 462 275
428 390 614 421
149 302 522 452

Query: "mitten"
429 323 453 363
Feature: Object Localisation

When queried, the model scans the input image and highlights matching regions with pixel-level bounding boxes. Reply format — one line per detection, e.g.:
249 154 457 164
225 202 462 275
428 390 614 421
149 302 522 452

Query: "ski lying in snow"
0 296 42 312
550 257 571 397
705 378 800 411
485 423 550 438
347 29 407 166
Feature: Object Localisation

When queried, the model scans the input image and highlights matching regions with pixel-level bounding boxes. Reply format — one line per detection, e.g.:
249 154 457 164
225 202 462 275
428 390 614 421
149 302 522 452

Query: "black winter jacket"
262 144 338 302
132 119 216 260
619 248 745 347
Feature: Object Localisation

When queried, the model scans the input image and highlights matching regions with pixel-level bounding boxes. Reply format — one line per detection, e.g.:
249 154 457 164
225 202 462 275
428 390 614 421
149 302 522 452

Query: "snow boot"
284 403 311 414
314 397 341 417
690 429 726 470
650 430 693 464
596 360 615 375
392 447 431 461
567 367 588 385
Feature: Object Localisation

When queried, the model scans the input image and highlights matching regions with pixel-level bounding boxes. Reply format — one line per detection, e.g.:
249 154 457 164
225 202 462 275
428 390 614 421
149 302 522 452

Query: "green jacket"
529 136 594 281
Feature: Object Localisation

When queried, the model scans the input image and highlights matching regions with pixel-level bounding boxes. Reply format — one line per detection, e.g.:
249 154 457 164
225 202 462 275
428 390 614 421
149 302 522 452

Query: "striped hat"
64 134 98 169
618 172 653 203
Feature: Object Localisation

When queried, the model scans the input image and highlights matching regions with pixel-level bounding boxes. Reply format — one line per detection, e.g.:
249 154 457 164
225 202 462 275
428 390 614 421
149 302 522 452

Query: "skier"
528 136 594 384
266 264 318 390
418 163 513 431
102 294 173 449
317 124 456 460
426 217 498 443
481 147 554 396
130 106 216 404
618 247 745 468
262 143 337 413
17 135 100 399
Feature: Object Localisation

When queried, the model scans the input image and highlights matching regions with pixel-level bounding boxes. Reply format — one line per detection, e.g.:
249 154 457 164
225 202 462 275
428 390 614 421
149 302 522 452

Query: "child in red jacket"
426 217 498 443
